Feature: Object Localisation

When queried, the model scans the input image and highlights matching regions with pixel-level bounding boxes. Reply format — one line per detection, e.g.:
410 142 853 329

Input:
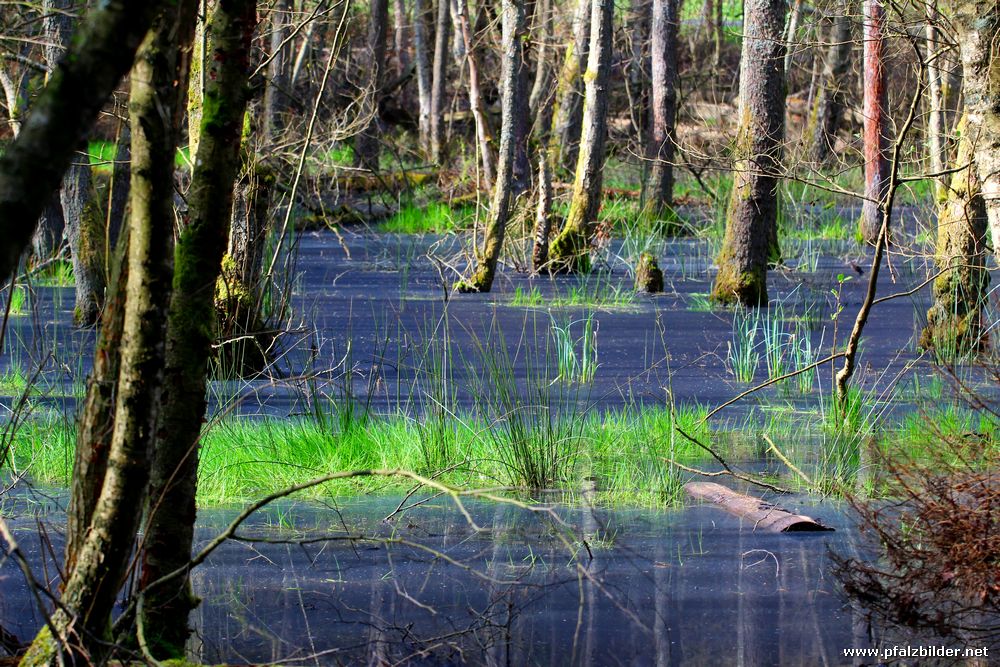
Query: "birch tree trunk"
0 0 162 287
644 0 681 224
859 0 890 243
920 115 990 353
548 0 615 273
22 3 196 661
430 0 452 162
549 0 591 174
710 0 787 306
953 0 1000 251
140 0 256 656
456 0 525 292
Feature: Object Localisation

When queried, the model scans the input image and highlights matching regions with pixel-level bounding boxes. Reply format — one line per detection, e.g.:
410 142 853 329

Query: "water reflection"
0 491 861 665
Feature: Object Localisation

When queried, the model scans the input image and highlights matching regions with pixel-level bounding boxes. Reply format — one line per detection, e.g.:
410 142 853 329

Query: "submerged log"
684 482 834 532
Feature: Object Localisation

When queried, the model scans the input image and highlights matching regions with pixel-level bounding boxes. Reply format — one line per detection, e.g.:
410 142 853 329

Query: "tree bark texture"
430 0 451 162
920 115 990 353
21 3 196 662
710 0 787 306
355 0 388 170
809 5 852 163
456 0 525 292
414 0 433 152
954 0 1000 251
549 0 591 174
532 153 554 271
860 0 890 243
140 0 255 657
548 0 614 273
644 0 680 220
0 0 161 284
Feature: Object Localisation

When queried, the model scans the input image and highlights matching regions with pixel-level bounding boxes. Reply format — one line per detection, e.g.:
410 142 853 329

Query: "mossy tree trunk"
0 0 161 289
45 0 106 325
547 0 614 273
920 115 990 353
21 3 196 662
859 0 890 243
430 0 451 163
139 0 254 657
455 0 525 292
549 0 591 175
809 4 852 164
355 0 388 170
709 0 786 306
954 0 1000 251
644 0 680 223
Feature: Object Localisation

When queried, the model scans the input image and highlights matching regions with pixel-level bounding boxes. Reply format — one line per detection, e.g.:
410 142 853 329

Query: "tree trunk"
105 117 131 258
710 0 787 306
0 0 162 287
455 0 495 187
394 0 409 79
953 0 1000 251
528 0 552 122
21 3 196 662
456 0 525 292
628 0 651 150
511 0 536 193
263 0 291 144
532 153 553 271
430 0 451 163
859 0 890 244
45 0 105 325
64 230 128 580
140 0 255 657
31 198 65 264
924 6 961 204
644 0 680 223
809 5 852 164
547 0 614 273
549 0 591 174
920 115 990 353
414 0 433 153
355 0 388 170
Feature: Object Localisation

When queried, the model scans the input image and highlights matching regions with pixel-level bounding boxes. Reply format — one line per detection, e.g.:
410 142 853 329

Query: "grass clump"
380 201 477 234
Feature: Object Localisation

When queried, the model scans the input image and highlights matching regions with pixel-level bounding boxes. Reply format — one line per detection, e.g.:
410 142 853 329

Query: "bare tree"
549 0 591 174
430 0 451 162
21 2 198 661
414 0 433 152
455 0 495 186
859 0 890 243
644 0 681 224
710 0 787 306
140 0 256 655
809 3 853 163
355 0 389 170
547 0 614 273
264 0 292 143
456 0 525 292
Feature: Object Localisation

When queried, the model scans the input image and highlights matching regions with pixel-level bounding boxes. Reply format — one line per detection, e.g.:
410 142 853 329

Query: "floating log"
684 482 834 532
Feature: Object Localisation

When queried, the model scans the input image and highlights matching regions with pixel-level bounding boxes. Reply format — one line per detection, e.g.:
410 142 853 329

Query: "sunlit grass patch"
380 201 478 234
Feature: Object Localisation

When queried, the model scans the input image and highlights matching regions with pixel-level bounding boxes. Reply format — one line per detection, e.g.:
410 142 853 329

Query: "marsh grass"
380 201 479 234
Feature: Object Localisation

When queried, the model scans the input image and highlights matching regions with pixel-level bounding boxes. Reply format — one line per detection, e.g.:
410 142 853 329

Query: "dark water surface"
0 489 870 665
